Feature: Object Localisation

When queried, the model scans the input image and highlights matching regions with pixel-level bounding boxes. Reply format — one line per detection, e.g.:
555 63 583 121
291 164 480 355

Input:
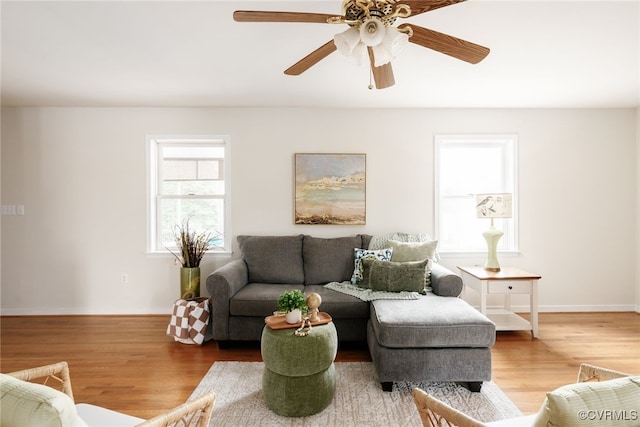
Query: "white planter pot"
285 309 302 324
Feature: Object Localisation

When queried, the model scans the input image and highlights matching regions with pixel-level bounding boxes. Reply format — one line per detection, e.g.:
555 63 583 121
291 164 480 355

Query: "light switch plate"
1 205 16 215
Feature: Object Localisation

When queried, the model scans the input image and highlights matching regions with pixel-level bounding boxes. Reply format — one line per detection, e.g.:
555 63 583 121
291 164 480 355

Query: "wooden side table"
458 266 541 338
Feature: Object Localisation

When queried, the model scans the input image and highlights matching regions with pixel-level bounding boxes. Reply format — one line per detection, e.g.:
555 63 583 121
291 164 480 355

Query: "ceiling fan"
233 0 490 90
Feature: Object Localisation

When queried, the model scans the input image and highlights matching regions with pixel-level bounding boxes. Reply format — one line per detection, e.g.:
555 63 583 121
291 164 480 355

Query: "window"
435 134 517 254
147 135 231 254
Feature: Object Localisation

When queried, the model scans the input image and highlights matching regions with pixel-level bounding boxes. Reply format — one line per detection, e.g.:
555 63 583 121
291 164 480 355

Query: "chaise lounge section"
206 234 496 391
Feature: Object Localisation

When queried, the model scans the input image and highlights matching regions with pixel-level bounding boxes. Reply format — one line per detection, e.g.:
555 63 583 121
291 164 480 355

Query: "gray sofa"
206 234 496 391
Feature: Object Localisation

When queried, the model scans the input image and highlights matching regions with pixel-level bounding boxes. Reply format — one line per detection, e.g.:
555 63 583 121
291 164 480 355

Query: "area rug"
190 362 522 426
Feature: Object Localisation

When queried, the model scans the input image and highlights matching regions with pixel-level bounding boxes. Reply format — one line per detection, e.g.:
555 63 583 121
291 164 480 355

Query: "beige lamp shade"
476 193 512 218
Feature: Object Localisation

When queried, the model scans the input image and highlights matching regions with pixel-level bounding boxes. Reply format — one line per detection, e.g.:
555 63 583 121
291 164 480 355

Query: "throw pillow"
385 240 437 289
368 232 440 262
532 376 640 427
0 373 89 427
386 239 438 262
351 247 393 286
360 258 431 294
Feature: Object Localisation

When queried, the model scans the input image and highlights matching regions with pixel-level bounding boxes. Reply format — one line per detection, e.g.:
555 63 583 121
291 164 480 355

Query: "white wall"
636 107 640 313
1 107 637 314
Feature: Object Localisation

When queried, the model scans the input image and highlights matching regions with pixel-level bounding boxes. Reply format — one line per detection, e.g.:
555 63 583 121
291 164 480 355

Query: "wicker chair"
412 363 632 427
5 361 216 427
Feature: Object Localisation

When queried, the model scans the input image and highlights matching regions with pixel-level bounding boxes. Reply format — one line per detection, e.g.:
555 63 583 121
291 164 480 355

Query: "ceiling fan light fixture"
334 27 361 55
382 26 409 59
359 17 385 47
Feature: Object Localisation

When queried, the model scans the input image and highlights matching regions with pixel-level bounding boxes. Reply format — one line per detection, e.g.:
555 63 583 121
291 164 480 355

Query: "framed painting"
294 153 366 225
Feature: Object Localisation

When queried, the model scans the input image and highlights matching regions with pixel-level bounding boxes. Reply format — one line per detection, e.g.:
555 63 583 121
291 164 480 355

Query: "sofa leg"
468 381 483 392
381 382 393 392
216 340 232 349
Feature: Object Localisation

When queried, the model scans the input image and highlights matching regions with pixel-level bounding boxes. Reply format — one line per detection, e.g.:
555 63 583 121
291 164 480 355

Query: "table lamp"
476 193 512 272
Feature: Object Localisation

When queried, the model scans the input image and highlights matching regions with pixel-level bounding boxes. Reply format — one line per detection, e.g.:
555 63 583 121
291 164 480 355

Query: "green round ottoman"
261 321 338 417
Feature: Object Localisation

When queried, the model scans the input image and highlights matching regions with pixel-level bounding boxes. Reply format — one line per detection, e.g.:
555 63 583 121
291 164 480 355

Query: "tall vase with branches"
169 221 213 299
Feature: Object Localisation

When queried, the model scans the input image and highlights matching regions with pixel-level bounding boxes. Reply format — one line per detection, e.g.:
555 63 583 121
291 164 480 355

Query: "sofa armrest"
430 263 463 297
205 259 249 341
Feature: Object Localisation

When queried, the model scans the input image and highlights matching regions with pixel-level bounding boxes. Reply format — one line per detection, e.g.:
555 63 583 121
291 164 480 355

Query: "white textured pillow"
385 240 438 262
0 373 88 427
533 376 640 427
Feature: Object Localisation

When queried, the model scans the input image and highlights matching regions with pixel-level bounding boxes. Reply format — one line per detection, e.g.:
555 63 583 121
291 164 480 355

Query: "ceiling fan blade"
233 10 337 23
285 40 337 75
367 48 395 89
399 23 490 64
405 0 467 17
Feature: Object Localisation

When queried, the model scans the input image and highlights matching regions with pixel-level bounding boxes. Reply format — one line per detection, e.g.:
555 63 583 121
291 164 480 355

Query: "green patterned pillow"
360 258 431 294
351 248 393 286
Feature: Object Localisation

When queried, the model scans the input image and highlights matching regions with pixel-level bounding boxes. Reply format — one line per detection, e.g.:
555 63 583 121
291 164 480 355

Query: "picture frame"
294 153 366 225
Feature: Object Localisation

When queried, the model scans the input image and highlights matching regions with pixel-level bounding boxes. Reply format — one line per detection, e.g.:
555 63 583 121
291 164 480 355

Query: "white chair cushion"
0 373 88 427
75 403 145 426
533 376 640 427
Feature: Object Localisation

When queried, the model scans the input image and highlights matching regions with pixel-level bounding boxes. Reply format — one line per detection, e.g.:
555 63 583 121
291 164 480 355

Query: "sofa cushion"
304 285 370 319
238 235 305 284
360 258 430 294
230 283 305 317
533 376 640 427
370 295 496 348
303 235 363 285
361 234 373 249
351 247 393 286
0 374 88 427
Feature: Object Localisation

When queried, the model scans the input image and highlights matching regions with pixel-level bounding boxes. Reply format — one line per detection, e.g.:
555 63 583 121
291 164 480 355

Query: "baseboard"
0 307 171 316
471 304 637 313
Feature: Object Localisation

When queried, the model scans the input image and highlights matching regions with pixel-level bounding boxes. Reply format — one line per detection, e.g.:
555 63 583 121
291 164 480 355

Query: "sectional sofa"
206 234 496 391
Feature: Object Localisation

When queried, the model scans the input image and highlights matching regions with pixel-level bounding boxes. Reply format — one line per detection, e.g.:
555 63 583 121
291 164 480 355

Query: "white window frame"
434 134 518 256
146 135 232 255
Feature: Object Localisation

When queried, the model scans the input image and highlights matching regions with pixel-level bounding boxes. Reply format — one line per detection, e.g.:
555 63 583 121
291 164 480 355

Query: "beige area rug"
190 362 522 426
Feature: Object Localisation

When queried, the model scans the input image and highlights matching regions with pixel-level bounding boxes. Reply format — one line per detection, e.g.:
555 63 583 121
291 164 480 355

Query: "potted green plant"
277 290 308 324
168 220 213 299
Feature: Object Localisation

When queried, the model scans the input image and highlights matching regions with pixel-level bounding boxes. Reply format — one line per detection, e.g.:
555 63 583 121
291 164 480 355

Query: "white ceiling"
2 0 639 109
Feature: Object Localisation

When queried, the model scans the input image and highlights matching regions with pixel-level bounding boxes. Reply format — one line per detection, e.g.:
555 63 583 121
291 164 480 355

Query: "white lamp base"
483 225 503 272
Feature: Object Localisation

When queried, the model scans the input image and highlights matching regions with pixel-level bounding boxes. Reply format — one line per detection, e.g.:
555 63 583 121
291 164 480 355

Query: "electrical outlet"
121 273 128 284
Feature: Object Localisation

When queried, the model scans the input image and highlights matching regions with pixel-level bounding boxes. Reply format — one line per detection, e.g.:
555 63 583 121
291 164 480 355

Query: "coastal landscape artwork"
295 153 366 225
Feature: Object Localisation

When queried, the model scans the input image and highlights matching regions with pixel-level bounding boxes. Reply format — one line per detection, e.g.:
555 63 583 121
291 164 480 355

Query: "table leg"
480 280 487 315
531 280 539 339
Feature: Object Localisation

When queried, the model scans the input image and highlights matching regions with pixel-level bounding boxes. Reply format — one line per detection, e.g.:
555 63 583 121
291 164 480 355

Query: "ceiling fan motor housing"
343 0 400 28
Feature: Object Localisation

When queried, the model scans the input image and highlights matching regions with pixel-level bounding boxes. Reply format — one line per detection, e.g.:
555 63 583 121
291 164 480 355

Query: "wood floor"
1 312 638 420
